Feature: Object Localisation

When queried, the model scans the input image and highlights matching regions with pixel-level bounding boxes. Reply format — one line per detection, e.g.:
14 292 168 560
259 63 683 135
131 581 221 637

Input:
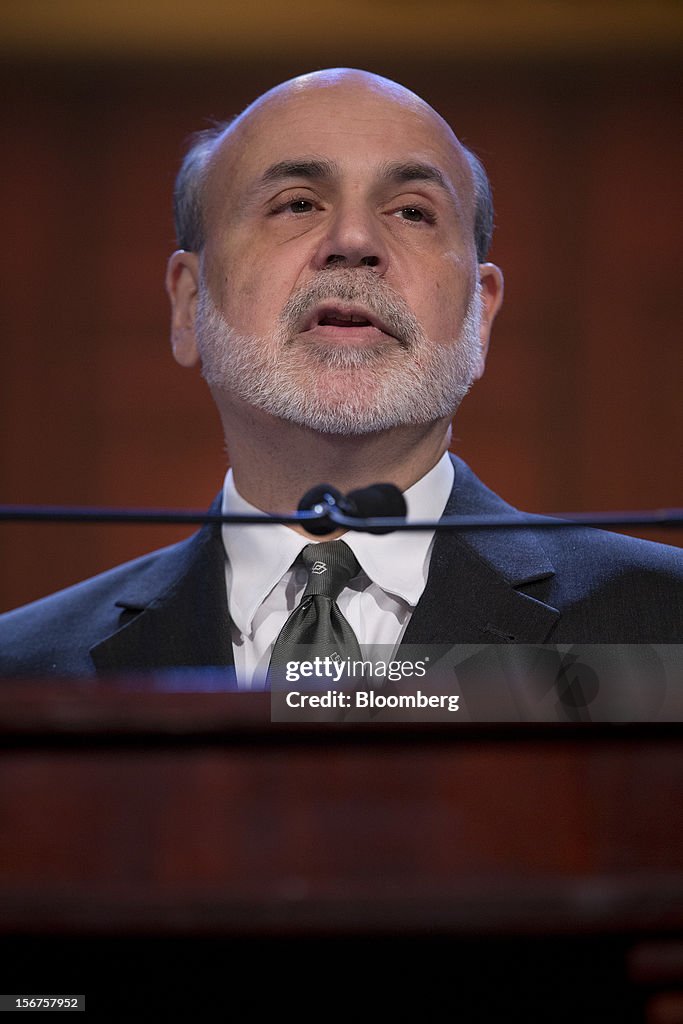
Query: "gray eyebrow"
379 161 460 206
253 156 461 212
257 158 338 187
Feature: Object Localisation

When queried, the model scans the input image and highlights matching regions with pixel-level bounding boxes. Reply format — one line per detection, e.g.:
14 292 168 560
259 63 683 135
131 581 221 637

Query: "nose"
312 200 389 274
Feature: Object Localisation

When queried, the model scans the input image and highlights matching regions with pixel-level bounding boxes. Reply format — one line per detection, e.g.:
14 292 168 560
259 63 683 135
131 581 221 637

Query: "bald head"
231 68 452 138
173 68 494 262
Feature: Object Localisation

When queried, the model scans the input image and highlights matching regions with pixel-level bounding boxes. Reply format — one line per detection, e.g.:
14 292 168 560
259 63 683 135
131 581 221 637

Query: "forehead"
204 80 473 210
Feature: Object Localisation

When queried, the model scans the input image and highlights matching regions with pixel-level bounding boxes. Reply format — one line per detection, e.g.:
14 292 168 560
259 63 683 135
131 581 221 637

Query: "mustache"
278 269 423 348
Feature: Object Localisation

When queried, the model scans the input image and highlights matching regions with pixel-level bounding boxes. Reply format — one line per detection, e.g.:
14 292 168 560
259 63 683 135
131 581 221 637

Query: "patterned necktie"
268 540 363 682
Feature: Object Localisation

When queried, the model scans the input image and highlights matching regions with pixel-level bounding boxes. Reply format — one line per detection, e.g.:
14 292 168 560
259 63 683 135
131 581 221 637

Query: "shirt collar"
221 480 309 638
341 452 453 605
221 452 454 635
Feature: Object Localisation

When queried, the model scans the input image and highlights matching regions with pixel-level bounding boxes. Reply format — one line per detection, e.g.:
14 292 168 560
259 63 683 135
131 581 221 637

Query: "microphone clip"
297 483 407 536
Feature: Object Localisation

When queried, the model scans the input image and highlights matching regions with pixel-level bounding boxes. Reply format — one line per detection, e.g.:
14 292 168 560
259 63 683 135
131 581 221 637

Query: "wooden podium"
1 678 682 1020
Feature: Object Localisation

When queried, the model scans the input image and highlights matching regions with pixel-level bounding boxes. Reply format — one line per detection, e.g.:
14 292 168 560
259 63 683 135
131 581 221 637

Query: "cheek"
204 237 272 318
216 248 296 325
216 270 271 327
419 278 462 334
431 257 476 322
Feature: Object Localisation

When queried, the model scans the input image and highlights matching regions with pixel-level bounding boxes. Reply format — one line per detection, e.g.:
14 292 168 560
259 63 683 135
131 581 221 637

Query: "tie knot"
301 540 360 602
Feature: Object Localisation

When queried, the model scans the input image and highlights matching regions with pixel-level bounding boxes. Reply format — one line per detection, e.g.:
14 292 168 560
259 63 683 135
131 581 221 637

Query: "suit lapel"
90 458 560 671
90 496 234 673
400 457 560 647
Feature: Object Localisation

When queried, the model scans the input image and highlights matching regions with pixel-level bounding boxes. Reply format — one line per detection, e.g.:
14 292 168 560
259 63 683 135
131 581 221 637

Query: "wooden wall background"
1 53 681 613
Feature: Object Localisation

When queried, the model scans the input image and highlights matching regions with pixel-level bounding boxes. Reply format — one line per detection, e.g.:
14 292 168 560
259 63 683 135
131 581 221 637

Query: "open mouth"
318 312 373 328
302 304 396 340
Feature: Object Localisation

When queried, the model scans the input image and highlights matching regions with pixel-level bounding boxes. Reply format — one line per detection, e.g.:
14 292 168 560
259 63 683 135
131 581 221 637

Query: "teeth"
319 310 372 326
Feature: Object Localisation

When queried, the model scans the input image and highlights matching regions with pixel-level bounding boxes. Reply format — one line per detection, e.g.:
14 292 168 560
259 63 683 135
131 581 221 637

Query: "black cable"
0 505 681 531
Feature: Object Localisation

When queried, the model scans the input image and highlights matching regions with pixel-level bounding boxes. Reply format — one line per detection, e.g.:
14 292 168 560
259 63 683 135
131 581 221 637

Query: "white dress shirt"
221 453 454 689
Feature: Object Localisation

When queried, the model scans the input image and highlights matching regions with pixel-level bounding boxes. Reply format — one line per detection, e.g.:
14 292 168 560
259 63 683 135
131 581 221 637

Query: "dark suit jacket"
0 456 681 676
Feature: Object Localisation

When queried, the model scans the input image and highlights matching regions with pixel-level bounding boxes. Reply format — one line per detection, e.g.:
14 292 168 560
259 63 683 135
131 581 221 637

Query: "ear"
472 262 504 381
165 250 201 367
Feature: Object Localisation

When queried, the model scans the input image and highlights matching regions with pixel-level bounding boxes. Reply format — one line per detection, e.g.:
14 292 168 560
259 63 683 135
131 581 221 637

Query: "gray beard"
194 269 482 436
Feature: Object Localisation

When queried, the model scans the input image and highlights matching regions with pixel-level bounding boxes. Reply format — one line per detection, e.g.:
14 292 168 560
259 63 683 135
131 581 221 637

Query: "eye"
270 195 318 216
287 199 315 214
393 205 435 225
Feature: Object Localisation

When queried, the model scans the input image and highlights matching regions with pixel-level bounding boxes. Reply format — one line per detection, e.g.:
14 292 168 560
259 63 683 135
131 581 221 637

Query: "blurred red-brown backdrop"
1 3 681 612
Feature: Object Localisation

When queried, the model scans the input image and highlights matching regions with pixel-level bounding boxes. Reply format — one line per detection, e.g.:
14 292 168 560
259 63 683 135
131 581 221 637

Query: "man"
0 67 681 683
